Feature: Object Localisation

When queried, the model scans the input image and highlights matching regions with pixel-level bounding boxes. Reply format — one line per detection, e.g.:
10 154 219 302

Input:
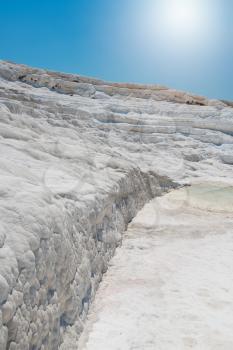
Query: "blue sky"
0 0 232 100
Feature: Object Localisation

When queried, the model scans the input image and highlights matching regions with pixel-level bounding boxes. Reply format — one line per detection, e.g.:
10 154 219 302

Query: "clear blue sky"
0 0 232 100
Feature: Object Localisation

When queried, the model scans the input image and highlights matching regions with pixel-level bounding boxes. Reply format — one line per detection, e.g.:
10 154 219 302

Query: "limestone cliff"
0 61 232 350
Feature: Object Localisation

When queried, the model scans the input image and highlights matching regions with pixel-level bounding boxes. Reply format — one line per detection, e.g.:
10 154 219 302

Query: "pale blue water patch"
185 183 233 212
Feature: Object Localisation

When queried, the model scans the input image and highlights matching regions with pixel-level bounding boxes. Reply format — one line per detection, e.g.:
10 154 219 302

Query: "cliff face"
0 61 232 350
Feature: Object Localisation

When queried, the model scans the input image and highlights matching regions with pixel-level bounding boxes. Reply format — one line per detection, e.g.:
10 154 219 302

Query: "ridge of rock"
0 61 232 350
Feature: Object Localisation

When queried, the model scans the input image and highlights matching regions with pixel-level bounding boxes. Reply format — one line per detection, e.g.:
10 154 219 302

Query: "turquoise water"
185 183 233 212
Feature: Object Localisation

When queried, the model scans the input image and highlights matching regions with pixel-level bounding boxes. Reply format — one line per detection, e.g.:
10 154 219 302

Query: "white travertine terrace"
77 184 233 350
0 60 232 350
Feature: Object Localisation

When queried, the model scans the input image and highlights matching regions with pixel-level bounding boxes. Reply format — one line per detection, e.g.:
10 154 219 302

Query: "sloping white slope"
0 61 232 350
78 184 233 350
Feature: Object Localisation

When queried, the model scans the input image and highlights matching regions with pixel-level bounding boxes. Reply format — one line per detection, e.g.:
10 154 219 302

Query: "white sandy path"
78 184 233 350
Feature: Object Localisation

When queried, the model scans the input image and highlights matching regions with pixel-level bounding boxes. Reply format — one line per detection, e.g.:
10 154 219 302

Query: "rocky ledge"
0 61 232 350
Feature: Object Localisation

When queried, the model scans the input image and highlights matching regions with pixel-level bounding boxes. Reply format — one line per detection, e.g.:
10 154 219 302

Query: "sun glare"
156 0 206 43
140 0 217 53
163 0 202 33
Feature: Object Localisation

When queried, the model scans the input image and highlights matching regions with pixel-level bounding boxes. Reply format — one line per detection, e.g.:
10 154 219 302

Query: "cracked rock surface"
0 60 232 349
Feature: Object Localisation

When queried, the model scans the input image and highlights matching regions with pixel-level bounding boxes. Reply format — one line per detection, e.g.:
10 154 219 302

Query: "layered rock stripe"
0 61 232 349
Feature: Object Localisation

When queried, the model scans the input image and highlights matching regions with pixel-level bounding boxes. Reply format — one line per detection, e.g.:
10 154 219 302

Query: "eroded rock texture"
0 60 232 349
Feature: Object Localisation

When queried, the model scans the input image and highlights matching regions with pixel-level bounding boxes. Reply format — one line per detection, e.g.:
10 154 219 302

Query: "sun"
141 0 211 50
157 0 205 41
133 0 220 58
161 0 202 36
169 2 198 26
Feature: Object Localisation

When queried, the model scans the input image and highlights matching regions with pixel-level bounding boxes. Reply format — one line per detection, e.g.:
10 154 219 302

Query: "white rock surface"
78 184 233 350
0 60 232 349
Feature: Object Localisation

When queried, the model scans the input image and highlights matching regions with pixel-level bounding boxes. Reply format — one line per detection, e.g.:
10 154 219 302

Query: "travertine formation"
0 60 232 350
77 184 233 350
